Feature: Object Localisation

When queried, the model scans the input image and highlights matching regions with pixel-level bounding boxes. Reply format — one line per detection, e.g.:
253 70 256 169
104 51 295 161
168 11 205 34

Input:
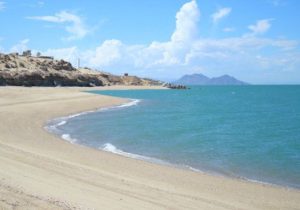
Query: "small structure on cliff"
38 55 54 60
36 52 54 60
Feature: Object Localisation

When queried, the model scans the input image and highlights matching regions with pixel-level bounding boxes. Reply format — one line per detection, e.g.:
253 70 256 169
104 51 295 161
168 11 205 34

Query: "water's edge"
44 95 298 191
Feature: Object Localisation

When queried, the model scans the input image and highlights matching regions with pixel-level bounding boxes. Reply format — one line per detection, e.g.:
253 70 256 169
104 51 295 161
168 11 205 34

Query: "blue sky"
0 0 300 84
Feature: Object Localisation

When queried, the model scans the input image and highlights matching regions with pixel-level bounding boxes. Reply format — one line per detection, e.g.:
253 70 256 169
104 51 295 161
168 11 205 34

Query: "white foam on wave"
188 166 202 173
66 110 94 119
102 143 149 160
61 99 140 121
101 143 168 165
117 99 140 108
61 134 77 144
241 176 290 189
45 99 141 133
46 120 65 132
57 120 67 126
101 143 216 175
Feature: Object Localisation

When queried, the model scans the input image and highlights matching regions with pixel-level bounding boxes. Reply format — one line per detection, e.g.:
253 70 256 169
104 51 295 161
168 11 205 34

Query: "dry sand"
0 86 299 210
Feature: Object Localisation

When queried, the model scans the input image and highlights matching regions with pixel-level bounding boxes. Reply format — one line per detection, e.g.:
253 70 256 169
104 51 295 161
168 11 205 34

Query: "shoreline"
0 86 299 209
46 92 299 191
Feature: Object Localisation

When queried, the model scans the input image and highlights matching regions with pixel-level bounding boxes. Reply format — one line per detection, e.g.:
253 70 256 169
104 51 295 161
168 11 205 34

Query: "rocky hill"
173 73 248 85
0 52 162 87
174 74 210 85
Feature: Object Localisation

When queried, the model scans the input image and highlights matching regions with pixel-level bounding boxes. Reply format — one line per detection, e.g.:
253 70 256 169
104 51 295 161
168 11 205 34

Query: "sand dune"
0 86 299 210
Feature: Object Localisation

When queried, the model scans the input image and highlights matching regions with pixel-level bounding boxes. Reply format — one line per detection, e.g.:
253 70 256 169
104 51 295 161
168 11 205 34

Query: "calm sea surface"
48 86 300 188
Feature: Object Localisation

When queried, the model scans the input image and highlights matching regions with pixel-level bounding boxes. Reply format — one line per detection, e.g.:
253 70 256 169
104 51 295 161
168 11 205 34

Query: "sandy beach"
0 86 299 210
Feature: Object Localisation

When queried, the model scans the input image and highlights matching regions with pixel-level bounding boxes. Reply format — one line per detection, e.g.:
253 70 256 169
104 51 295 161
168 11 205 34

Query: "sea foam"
117 99 140 108
102 143 152 160
45 99 141 134
101 143 169 166
61 134 77 144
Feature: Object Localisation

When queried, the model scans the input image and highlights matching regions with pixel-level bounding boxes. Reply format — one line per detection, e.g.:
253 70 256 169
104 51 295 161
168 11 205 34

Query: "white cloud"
25 1 45 8
41 46 78 62
6 0 298 83
80 0 200 70
184 37 297 63
67 1 295 80
223 27 235 32
86 40 123 67
0 1 5 11
10 39 30 53
171 0 200 43
142 0 200 67
247 19 272 36
211 7 231 23
28 11 89 40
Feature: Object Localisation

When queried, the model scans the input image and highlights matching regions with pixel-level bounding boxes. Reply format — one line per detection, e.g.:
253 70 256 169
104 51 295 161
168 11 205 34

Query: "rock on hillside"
0 52 162 87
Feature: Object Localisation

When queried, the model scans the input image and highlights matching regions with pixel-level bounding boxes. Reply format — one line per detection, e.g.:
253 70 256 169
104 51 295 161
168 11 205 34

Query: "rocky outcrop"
0 71 104 87
0 52 162 87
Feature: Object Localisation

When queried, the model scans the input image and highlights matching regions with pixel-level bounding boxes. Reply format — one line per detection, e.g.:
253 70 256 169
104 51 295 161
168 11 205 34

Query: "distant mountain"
174 73 210 85
173 74 248 85
209 75 248 85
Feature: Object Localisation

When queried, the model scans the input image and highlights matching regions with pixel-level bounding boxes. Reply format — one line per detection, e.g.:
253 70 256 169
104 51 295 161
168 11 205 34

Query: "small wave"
101 143 212 174
188 166 202 173
46 99 141 133
61 134 77 144
101 143 168 165
66 99 141 119
117 99 140 108
45 119 67 133
66 111 94 119
102 143 148 159
56 120 67 126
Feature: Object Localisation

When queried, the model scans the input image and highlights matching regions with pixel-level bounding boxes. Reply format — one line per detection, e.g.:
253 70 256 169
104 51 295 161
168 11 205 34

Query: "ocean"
47 86 300 189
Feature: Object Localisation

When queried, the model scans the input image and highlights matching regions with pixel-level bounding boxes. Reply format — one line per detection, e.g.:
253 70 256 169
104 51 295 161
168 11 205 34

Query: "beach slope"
0 86 299 210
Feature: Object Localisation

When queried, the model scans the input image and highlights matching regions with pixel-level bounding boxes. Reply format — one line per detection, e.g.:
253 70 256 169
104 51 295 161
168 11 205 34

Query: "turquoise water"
48 86 300 188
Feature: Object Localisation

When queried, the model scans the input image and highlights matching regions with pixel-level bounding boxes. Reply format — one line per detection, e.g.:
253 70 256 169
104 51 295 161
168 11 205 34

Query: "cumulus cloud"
13 0 299 82
171 0 200 43
247 19 272 36
79 0 200 70
86 40 123 67
28 11 89 40
41 46 78 62
211 7 231 23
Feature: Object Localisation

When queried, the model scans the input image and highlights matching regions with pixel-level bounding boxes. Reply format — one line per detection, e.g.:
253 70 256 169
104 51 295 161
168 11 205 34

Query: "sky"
0 0 300 84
